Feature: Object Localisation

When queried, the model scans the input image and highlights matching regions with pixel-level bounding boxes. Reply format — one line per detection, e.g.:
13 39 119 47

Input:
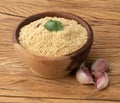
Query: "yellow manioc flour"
19 17 88 56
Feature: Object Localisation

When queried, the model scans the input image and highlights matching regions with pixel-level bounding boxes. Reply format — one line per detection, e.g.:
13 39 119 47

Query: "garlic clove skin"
93 71 109 90
76 64 95 85
91 59 110 72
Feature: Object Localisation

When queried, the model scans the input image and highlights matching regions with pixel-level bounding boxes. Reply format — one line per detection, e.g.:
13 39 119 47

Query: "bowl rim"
13 11 93 59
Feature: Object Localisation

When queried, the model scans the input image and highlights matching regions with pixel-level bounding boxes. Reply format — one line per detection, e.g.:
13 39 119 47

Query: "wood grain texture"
0 0 120 103
0 97 118 103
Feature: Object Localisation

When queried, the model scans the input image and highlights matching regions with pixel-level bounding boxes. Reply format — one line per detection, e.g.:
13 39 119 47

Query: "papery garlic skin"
76 64 95 84
93 71 109 90
91 59 109 72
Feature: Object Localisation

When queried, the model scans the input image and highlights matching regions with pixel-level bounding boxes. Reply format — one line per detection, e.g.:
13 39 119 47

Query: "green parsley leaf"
44 19 64 32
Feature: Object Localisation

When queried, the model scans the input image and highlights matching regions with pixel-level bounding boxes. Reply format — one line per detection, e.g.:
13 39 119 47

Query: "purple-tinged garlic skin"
91 59 110 72
76 64 95 84
92 71 109 90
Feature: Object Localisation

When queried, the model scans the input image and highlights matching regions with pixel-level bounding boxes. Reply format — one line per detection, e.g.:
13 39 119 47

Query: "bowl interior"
13 11 93 58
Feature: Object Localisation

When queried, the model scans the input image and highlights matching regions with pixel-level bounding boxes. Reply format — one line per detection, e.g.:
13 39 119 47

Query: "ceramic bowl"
13 11 93 79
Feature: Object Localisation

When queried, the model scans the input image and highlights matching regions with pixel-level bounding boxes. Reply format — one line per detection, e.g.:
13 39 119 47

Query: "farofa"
19 17 88 56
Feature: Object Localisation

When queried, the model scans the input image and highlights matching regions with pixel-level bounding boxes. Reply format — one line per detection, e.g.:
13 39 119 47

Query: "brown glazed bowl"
13 11 93 79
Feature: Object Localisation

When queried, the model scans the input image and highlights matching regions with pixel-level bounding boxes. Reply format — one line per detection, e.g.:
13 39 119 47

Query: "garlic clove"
93 71 109 90
91 59 110 72
76 64 95 84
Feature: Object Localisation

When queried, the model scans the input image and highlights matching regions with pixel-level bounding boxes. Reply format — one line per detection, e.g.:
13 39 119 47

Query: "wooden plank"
0 0 119 20
0 73 119 100
0 14 120 75
0 0 120 102
0 97 117 103
0 33 120 100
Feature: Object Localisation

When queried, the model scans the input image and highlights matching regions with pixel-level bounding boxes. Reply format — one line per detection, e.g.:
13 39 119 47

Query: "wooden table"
0 0 120 103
